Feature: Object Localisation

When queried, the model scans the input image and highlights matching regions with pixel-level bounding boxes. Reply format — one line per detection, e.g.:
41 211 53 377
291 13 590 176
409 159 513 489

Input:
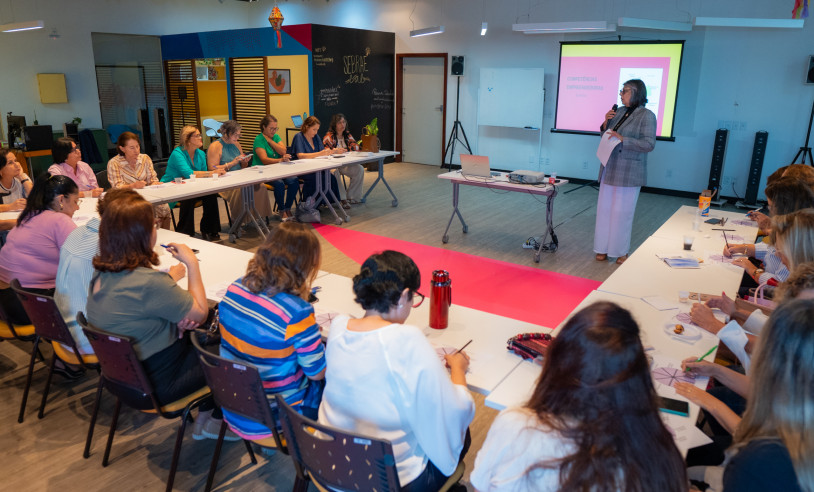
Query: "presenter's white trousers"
594 182 640 258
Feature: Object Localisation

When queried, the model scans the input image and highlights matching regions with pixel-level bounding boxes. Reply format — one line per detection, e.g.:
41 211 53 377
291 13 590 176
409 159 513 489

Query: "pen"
686 344 718 371
722 230 730 249
160 244 199 254
455 339 473 354
711 228 735 231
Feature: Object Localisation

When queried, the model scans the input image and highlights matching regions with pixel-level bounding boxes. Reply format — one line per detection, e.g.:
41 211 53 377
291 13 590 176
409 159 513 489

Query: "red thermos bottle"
429 270 452 329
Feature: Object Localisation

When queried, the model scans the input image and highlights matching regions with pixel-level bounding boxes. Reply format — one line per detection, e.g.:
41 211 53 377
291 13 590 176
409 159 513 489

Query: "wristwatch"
753 268 765 279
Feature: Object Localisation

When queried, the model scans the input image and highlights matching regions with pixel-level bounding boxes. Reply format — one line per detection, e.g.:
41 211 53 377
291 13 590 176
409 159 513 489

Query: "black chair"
95 169 111 190
190 335 298 492
11 279 99 423
78 312 211 492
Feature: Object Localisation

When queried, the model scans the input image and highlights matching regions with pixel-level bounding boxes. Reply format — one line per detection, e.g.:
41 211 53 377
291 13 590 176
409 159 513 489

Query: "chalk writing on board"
344 47 371 84
313 46 334 67
371 88 393 111
318 85 341 107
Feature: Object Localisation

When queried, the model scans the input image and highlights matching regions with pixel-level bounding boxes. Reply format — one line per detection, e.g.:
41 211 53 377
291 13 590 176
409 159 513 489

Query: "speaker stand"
443 76 472 171
792 98 814 165
564 179 599 194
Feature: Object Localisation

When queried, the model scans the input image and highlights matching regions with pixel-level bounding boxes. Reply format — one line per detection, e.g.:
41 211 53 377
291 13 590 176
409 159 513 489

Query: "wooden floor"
0 162 740 490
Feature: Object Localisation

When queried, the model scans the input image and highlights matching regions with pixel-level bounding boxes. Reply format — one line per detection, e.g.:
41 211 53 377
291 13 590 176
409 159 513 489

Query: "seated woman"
322 113 364 207
252 115 296 221
206 120 271 224
0 175 79 326
721 298 814 491
291 116 344 209
319 251 474 490
48 137 103 198
0 149 32 231
161 125 225 241
471 301 687 491
84 192 226 437
218 222 325 441
107 131 172 229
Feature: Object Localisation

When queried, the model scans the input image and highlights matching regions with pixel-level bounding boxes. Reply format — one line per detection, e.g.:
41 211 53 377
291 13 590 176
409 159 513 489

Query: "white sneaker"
192 410 241 441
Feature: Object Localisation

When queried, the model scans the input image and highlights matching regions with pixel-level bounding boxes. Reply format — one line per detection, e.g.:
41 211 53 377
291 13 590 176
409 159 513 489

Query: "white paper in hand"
596 132 621 167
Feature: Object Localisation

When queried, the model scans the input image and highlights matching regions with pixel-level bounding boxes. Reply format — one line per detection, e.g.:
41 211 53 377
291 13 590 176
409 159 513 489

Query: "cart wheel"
229 234 236 244
391 199 398 207
534 253 541 263
442 235 449 244
335 219 343 225
462 225 469 233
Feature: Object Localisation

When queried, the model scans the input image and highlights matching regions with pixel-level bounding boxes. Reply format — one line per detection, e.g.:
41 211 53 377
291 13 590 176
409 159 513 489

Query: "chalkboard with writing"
310 25 395 151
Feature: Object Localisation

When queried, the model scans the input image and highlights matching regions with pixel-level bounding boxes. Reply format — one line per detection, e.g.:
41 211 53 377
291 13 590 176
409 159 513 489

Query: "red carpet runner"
312 224 600 328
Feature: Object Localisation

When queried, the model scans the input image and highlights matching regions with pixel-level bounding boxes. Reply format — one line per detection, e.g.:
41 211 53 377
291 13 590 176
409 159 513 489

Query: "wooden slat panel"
229 57 269 151
164 60 200 148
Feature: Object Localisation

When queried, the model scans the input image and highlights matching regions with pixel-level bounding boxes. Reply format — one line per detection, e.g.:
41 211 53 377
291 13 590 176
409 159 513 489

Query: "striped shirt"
218 278 326 439
754 242 789 284
107 154 159 188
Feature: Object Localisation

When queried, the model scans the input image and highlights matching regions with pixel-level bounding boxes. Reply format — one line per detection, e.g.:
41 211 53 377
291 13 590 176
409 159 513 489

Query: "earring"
60 204 63 210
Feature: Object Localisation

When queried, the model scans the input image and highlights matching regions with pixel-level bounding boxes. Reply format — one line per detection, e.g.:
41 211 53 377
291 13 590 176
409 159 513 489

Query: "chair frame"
11 279 97 423
276 394 402 492
190 334 300 492
78 312 211 492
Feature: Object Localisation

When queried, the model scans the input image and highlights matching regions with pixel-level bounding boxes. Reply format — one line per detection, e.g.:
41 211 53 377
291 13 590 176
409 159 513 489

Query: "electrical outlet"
582 160 588 170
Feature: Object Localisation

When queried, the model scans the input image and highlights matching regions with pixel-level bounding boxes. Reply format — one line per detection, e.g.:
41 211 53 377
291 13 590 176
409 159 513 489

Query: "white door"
402 57 444 165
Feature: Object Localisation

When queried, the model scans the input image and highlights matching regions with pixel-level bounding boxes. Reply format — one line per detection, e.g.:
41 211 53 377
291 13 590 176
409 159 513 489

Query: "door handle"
435 105 444 112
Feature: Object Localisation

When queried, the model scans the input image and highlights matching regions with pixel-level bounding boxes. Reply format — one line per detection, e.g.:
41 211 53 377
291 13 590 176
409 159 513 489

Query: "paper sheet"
641 295 680 311
596 132 621 166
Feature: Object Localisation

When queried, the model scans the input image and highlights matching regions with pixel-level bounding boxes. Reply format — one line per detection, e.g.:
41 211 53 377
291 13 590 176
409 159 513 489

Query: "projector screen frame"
551 39 685 142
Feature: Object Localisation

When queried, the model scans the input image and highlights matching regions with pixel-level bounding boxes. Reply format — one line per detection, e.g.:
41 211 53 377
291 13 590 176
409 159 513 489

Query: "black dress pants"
177 194 220 237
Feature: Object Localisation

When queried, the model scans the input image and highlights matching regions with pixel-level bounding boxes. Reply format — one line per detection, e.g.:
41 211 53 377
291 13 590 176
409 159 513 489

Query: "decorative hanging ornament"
792 0 809 19
268 5 284 48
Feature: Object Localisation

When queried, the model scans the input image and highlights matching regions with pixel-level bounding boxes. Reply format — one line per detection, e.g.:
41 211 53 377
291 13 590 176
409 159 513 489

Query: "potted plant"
360 117 380 153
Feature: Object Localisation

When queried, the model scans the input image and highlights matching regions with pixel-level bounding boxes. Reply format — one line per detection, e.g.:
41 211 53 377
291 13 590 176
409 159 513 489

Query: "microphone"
612 104 618 111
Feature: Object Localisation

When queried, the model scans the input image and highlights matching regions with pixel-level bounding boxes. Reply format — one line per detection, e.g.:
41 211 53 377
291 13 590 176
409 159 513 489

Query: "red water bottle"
429 270 452 329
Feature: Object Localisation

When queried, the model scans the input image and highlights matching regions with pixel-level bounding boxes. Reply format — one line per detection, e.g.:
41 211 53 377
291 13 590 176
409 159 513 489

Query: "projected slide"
553 41 684 139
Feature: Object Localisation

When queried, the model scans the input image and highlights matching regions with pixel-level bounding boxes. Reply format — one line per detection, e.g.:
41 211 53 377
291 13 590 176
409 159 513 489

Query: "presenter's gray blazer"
598 106 657 188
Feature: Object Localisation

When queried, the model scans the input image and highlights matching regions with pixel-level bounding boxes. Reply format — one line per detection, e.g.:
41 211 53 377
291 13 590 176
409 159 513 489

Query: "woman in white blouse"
318 250 474 491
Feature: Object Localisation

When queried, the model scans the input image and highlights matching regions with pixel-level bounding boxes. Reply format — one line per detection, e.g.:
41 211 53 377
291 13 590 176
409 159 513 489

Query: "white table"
311 273 546 395
437 171 568 262
597 235 754 300
485 289 719 456
0 196 101 227
651 205 758 244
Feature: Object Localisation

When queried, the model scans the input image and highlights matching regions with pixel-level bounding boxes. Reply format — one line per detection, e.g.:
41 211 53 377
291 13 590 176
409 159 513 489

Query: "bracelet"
20 178 30 183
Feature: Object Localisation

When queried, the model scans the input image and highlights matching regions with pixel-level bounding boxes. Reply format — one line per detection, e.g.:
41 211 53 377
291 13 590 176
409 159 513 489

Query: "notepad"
662 257 700 269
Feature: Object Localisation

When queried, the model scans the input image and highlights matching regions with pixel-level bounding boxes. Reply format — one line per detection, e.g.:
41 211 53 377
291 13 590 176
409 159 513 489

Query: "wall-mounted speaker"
451 55 464 76
807 55 814 84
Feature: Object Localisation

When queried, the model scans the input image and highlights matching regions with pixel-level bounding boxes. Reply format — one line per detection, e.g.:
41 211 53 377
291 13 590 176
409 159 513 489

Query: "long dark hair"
17 174 78 226
242 222 321 300
527 301 686 491
328 113 351 142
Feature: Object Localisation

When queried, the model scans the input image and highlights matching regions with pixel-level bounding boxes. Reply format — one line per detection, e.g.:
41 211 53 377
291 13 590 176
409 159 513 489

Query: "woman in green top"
161 125 225 241
206 120 271 223
253 115 297 221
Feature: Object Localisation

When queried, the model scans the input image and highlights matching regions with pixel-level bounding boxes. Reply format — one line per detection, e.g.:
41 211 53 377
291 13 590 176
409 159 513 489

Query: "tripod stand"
443 76 472 170
792 98 814 165
564 177 599 194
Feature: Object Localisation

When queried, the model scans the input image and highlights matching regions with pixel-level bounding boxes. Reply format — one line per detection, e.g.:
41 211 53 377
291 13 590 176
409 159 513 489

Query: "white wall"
0 0 810 197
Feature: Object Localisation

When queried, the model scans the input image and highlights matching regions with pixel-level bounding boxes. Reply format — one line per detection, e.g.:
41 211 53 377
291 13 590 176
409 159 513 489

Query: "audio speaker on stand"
451 56 464 76
707 129 729 206
806 55 814 84
737 131 768 209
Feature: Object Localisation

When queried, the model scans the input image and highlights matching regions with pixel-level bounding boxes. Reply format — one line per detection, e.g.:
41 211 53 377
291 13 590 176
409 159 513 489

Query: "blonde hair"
179 125 200 148
775 262 814 302
773 208 814 271
783 164 814 189
732 299 814 491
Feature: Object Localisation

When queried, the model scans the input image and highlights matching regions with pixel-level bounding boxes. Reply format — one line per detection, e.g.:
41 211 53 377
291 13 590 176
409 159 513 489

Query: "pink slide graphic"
312 224 600 328
556 56 671 135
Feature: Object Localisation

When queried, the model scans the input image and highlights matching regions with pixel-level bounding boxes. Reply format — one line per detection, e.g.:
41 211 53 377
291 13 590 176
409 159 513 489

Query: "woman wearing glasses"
594 79 657 265
318 250 475 491
161 126 225 241
48 137 103 198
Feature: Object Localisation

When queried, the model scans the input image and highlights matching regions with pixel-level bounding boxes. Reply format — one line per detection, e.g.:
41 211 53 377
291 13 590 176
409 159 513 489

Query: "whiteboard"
477 68 544 129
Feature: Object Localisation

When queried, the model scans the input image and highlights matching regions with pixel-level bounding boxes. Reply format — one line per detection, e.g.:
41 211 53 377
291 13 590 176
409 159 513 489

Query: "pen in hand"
685 344 718 371
455 339 473 354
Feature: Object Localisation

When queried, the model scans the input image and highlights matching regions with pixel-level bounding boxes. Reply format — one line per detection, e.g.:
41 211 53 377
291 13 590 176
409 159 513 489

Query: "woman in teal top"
206 120 271 223
253 115 297 221
162 125 224 240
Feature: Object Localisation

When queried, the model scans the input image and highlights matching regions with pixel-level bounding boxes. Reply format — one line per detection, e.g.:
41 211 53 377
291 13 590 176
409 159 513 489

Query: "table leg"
361 157 398 207
314 170 344 226
325 169 350 223
227 185 269 243
442 182 468 244
534 187 558 262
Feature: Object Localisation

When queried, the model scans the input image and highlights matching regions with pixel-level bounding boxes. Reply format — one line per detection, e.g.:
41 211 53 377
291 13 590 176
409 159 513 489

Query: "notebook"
460 154 499 178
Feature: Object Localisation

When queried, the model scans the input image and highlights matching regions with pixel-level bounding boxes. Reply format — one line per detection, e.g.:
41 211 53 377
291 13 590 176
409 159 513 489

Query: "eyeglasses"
70 147 81 153
412 291 426 308
191 133 202 138
619 88 631 95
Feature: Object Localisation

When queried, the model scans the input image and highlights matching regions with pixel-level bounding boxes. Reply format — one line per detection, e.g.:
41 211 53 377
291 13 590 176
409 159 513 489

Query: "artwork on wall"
268 69 291 94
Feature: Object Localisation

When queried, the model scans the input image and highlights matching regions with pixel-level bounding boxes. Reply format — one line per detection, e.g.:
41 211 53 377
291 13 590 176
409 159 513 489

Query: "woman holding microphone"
595 79 657 264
